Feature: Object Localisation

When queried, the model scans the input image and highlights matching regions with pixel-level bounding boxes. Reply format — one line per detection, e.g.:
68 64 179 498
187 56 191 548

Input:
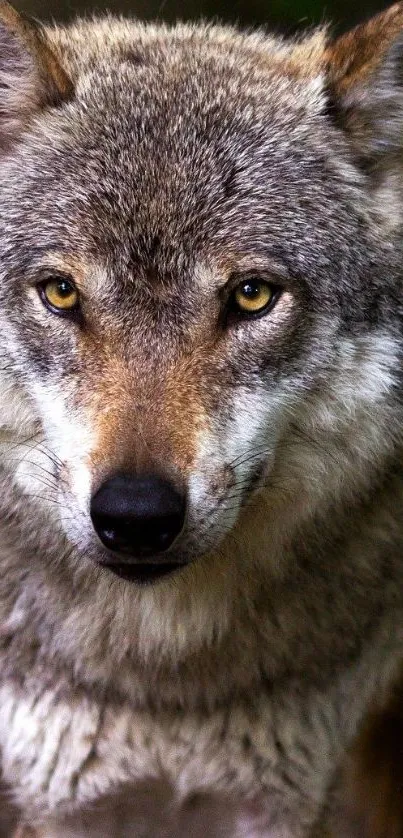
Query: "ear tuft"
0 0 73 150
327 4 403 91
325 4 403 160
325 4 403 228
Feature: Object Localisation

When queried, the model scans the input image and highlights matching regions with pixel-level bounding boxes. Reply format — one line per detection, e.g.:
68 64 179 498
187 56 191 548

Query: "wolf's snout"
90 473 186 559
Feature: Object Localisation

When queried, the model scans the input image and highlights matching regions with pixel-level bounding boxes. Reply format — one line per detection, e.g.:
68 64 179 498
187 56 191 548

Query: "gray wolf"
0 1 403 834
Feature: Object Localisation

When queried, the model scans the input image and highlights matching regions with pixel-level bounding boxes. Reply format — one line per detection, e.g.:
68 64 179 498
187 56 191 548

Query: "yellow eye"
40 278 79 313
233 279 274 314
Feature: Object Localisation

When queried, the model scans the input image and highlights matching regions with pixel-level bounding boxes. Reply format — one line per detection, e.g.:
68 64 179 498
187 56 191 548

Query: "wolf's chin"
100 561 185 585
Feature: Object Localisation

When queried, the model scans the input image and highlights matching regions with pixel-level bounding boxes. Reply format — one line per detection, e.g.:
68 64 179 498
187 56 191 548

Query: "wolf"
0 0 403 834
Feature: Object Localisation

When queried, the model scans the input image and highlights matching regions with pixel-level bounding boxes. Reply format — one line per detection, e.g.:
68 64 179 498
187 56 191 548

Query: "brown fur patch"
326 2 403 92
0 0 73 104
288 30 328 79
85 350 209 487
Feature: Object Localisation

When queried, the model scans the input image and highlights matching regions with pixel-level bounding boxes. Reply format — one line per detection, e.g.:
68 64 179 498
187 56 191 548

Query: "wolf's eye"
39 277 79 315
231 279 276 316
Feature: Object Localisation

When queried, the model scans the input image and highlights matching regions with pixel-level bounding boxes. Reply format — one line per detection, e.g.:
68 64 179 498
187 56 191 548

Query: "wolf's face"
0 11 402 596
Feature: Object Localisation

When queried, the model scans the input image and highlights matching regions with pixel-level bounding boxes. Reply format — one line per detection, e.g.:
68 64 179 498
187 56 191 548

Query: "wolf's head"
0 2 402 670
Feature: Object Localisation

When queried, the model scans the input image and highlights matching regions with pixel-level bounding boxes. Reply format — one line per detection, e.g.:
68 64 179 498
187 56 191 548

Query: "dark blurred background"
14 0 393 39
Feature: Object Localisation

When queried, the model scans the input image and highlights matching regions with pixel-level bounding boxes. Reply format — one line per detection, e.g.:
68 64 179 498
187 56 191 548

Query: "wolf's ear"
326 3 403 223
0 0 73 149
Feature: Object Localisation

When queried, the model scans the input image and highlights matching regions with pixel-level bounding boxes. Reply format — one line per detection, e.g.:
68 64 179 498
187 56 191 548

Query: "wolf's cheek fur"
6 374 291 560
0 291 303 560
1 329 398 575
0 368 39 440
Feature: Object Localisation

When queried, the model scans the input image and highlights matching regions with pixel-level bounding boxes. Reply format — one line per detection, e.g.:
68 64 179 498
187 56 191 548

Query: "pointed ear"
0 0 73 150
325 3 403 225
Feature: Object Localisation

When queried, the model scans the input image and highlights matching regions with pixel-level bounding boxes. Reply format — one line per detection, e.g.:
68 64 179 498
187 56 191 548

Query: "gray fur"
0 4 403 835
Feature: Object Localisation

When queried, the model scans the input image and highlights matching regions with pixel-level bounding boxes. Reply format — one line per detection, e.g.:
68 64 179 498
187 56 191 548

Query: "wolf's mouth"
101 562 183 585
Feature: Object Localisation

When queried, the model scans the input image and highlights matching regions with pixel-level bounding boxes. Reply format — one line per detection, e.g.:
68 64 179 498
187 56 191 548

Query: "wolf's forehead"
50 60 325 260
2 29 349 290
76 44 321 153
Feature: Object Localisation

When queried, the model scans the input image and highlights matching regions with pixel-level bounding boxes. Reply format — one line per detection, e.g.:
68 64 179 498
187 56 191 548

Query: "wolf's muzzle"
90 473 186 582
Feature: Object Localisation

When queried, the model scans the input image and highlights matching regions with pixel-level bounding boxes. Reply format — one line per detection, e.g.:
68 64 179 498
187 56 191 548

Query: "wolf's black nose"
90 473 186 558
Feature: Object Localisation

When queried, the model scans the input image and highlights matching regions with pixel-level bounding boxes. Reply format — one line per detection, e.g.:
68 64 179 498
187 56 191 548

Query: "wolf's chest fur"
1 0 403 835
0 626 399 838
